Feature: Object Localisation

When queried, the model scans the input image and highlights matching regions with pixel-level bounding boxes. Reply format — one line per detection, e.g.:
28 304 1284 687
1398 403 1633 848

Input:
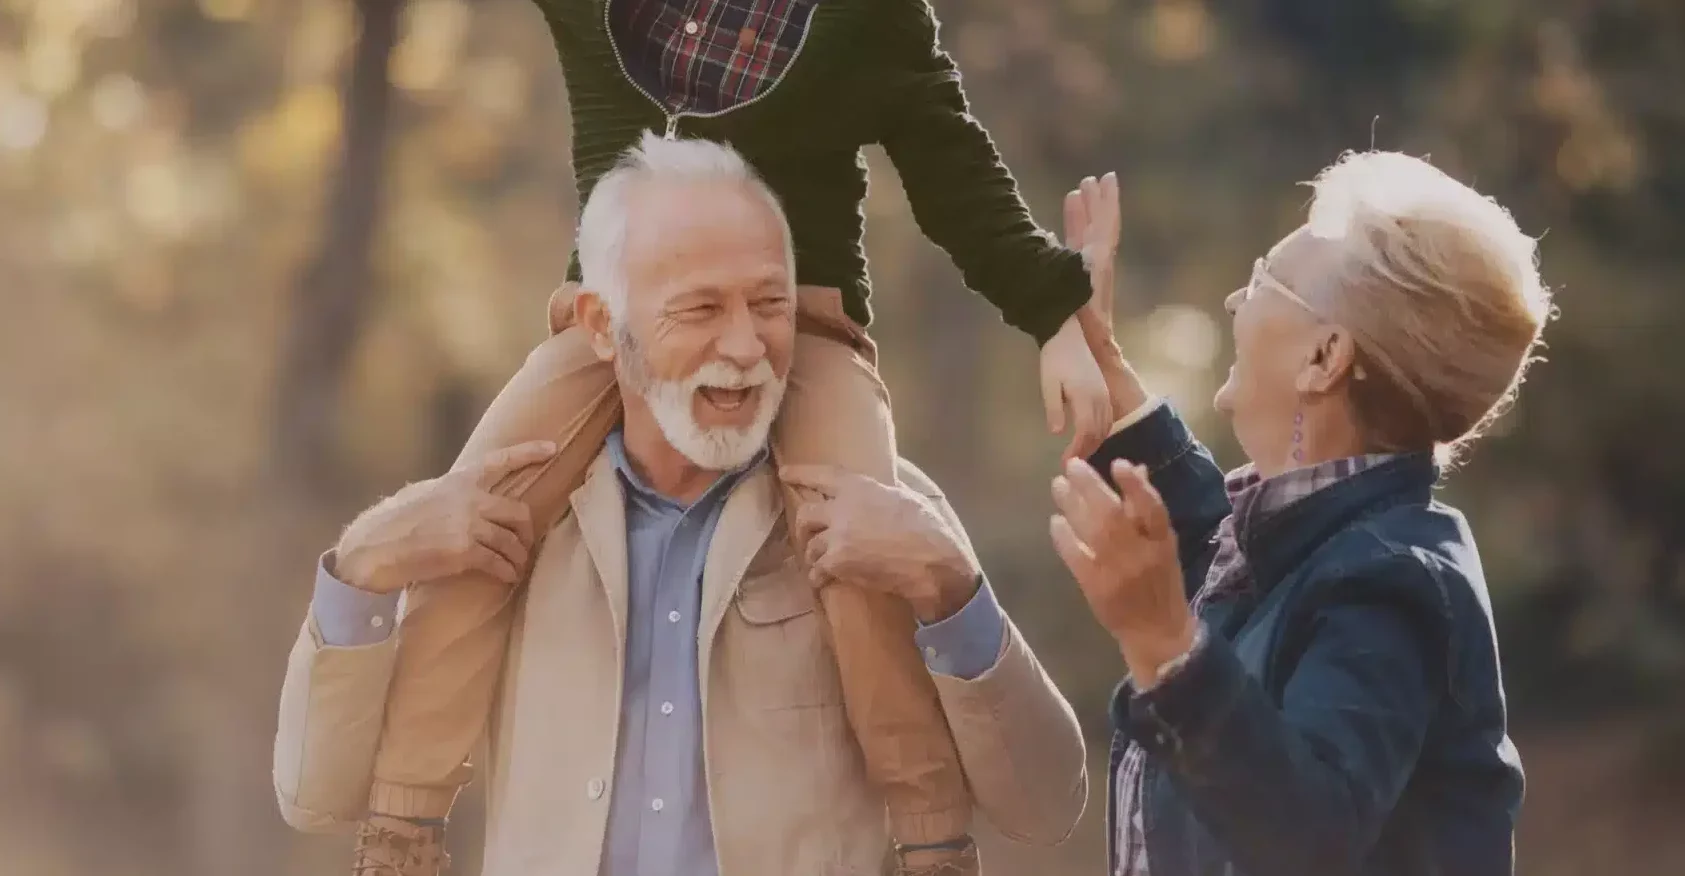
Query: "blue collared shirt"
312 438 1007 874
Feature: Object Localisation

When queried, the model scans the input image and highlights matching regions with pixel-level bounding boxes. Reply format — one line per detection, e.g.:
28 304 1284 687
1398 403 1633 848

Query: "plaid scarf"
1112 453 1398 876
611 0 820 116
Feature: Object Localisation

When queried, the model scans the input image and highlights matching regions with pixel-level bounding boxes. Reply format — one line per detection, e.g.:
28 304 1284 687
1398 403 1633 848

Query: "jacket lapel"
697 463 783 698
571 450 630 655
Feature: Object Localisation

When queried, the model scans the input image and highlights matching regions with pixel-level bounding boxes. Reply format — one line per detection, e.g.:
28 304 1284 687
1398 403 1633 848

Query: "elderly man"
273 135 1087 876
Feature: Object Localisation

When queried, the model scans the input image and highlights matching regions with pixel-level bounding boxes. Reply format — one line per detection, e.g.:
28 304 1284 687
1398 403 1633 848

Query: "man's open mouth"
698 385 756 412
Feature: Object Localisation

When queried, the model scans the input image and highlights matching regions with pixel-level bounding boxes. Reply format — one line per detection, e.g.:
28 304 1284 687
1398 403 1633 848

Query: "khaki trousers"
369 285 971 846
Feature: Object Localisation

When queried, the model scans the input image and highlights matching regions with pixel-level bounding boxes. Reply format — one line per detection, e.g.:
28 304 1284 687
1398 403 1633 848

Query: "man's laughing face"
605 177 796 471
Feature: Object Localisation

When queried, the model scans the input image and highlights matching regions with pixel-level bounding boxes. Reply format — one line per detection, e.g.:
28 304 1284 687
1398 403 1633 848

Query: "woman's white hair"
575 131 793 321
1300 151 1555 462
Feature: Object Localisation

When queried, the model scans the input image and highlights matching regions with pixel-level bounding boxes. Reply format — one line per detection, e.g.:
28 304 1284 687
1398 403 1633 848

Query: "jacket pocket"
727 569 844 709
734 562 819 623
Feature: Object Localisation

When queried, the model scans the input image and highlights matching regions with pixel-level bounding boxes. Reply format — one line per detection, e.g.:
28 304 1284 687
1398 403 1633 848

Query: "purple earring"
1291 411 1305 464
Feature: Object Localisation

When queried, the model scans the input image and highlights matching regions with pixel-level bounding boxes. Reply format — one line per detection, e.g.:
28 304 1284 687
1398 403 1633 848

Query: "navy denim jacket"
1091 405 1524 876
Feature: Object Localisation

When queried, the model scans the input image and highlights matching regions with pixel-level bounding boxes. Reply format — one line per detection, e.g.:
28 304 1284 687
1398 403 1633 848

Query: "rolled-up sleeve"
915 576 1007 681
312 552 401 647
895 458 1088 846
274 555 402 833
934 621 1088 845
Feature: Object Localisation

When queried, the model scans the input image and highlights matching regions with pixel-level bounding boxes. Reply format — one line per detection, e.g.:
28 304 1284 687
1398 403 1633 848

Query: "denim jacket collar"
1238 453 1439 594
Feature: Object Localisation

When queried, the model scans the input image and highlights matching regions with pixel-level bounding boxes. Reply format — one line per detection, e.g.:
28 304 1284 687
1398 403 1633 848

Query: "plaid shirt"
609 0 820 117
1113 453 1399 876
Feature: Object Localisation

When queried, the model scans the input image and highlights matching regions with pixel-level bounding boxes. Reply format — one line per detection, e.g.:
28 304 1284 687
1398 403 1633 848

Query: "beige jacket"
274 453 1087 875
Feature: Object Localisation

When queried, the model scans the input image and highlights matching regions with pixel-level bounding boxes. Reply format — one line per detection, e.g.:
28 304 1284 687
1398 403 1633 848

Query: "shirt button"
684 20 699 35
668 610 681 623
651 798 665 812
586 778 605 800
369 615 385 629
660 701 675 715
923 646 937 660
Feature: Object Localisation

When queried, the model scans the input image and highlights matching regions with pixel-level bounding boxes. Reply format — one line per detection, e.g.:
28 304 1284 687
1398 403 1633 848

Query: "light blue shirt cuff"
312 550 400 647
914 576 1006 681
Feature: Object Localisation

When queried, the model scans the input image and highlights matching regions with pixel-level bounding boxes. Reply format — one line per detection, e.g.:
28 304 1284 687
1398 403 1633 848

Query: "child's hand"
1041 318 1114 462
1059 171 1150 422
1065 173 1120 342
1042 172 1123 462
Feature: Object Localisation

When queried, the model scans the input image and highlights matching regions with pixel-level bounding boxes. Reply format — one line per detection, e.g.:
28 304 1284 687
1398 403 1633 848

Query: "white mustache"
689 359 775 391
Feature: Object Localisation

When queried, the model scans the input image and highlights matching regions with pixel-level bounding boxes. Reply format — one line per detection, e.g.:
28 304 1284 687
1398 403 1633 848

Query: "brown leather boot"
894 838 981 876
351 815 450 876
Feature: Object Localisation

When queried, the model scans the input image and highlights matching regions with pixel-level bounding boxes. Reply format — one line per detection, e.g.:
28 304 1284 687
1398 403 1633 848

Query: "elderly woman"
1054 152 1544 876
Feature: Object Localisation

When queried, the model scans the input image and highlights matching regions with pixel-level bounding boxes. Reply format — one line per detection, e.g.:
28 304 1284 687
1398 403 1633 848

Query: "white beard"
615 326 785 471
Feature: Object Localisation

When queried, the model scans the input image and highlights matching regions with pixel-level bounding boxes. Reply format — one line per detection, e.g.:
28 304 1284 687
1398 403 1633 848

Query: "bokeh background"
2 0 1682 873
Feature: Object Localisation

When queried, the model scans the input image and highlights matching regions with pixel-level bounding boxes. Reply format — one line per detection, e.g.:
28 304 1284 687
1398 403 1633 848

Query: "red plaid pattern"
610 0 820 116
1112 453 1399 875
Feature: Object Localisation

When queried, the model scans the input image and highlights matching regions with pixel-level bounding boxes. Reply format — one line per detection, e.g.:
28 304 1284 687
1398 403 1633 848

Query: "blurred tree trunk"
913 256 986 505
272 0 406 497
427 375 480 474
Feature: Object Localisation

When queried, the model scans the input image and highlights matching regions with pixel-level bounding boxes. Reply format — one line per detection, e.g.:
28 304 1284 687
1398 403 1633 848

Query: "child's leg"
367 283 620 820
773 288 974 855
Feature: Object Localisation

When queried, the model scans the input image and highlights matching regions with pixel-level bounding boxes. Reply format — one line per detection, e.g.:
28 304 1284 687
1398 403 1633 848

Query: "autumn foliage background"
3 1 1684 874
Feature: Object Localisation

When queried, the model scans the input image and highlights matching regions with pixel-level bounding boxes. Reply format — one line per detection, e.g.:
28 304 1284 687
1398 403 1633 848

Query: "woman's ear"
1324 328 1361 386
1296 327 1359 394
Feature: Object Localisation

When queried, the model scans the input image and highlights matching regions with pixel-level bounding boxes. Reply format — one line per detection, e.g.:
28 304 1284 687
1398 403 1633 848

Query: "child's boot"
350 815 449 876
896 837 981 876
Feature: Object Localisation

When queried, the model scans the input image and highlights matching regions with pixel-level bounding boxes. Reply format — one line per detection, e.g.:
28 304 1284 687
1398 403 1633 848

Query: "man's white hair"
575 131 794 320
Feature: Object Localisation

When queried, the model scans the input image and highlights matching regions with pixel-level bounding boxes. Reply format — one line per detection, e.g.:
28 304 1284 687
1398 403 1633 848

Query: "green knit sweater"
533 0 1091 345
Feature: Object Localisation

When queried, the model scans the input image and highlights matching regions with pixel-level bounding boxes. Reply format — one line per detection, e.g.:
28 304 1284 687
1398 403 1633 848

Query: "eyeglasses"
1245 257 1318 312
1240 257 1369 383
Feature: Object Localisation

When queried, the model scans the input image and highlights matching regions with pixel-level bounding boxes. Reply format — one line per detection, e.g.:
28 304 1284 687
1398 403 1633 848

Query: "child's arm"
877 0 1090 347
